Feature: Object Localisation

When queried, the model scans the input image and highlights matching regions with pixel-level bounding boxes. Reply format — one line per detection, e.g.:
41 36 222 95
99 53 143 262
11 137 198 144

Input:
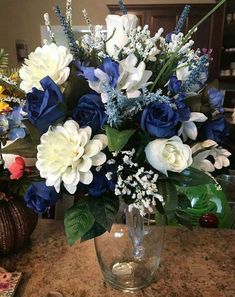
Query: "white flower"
178 112 208 141
36 120 107 194
105 14 138 58
176 64 191 81
117 54 152 98
192 140 231 172
19 43 73 93
145 136 192 175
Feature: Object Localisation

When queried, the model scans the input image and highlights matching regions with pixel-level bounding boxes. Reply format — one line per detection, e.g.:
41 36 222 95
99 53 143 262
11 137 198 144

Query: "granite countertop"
0 220 235 297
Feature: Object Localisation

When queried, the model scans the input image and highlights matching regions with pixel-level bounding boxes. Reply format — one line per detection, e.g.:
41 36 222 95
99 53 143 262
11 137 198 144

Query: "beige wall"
0 0 216 68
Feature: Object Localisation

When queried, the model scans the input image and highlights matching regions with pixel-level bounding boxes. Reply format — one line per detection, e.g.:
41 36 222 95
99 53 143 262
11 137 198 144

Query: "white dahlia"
19 43 73 93
36 120 108 194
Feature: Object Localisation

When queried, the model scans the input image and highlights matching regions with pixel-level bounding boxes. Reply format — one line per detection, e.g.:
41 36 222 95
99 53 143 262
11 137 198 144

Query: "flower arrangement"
0 0 231 243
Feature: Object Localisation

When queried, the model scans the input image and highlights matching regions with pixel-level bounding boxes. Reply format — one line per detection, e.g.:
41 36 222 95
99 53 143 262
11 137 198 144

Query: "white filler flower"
19 43 73 93
145 136 192 175
36 120 108 194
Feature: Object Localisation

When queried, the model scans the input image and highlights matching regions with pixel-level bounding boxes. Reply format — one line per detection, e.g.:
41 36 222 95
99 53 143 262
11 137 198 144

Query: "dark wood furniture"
108 3 225 80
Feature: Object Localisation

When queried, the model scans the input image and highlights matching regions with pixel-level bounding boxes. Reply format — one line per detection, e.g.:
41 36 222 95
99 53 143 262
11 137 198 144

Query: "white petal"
77 156 92 172
91 152 107 166
80 171 93 185
189 112 207 123
93 134 108 149
184 121 198 140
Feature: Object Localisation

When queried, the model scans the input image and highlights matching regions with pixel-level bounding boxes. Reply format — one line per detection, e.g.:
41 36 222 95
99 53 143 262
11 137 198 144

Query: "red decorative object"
199 213 219 228
0 198 38 255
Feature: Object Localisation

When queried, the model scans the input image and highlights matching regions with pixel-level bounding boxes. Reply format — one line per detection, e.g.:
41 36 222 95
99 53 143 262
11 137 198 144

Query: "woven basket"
0 198 38 254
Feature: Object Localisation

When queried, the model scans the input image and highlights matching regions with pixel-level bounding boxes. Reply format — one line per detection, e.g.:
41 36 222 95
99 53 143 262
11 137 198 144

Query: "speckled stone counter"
0 220 234 297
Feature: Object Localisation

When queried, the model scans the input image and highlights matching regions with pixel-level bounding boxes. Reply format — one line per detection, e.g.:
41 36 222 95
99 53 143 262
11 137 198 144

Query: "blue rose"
204 117 228 144
208 88 224 113
169 76 182 93
24 76 65 133
73 94 107 134
175 95 190 122
24 181 60 213
79 167 116 197
141 102 179 138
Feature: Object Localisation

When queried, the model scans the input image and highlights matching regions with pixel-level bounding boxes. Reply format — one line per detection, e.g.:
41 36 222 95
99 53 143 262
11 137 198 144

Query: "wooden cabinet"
107 3 225 80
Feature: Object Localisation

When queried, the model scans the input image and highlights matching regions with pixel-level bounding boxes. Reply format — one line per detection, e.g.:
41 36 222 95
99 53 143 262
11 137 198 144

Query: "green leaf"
178 193 191 209
169 167 214 187
9 177 31 197
87 194 119 231
22 119 41 145
81 221 106 242
105 126 135 152
175 209 193 230
1 135 37 158
64 200 95 245
154 198 165 215
157 180 177 223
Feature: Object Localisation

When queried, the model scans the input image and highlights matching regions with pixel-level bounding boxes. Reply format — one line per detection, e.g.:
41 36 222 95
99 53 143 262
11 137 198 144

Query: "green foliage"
169 167 214 187
81 221 106 242
0 135 37 158
64 195 119 245
157 179 178 223
9 177 31 198
22 119 41 145
105 126 135 152
64 200 95 245
87 194 119 231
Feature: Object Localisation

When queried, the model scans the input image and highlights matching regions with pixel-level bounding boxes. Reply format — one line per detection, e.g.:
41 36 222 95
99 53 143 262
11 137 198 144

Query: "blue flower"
24 181 60 213
175 95 191 122
73 94 107 134
204 117 228 144
165 31 177 43
208 88 224 113
80 58 119 88
80 167 116 197
0 107 25 140
7 107 26 140
24 76 65 133
141 102 179 138
169 76 182 93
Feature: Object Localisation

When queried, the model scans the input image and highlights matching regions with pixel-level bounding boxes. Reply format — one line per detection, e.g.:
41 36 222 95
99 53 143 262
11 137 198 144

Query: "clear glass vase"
94 202 164 292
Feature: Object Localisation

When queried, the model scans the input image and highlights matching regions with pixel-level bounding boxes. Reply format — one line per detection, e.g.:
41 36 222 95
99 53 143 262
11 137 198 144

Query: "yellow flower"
0 86 9 111
0 101 9 111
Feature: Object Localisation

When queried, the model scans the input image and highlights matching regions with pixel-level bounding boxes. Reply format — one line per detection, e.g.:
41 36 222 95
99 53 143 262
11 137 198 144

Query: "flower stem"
150 0 226 92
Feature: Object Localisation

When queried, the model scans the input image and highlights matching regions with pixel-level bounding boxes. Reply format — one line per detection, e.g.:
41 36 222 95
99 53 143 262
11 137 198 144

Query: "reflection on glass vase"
94 201 164 292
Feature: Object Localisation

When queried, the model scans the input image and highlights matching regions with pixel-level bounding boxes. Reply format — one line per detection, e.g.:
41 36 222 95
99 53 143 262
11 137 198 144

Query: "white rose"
105 14 138 58
145 136 193 175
